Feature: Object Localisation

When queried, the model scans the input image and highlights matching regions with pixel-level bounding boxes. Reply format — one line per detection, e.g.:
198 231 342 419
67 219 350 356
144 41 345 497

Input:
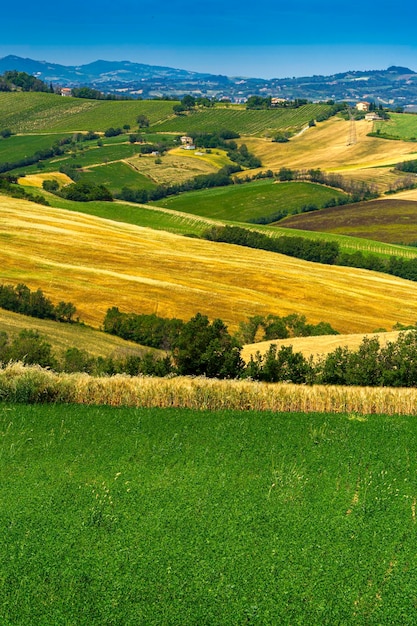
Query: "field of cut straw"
2 194 417 334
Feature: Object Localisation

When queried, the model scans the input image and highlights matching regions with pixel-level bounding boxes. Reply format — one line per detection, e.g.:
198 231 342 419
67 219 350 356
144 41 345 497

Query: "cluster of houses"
355 101 383 121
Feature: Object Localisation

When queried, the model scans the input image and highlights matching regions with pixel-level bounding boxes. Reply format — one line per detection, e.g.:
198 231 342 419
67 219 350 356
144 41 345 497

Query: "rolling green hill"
151 180 348 222
0 92 175 133
153 103 330 136
374 112 417 141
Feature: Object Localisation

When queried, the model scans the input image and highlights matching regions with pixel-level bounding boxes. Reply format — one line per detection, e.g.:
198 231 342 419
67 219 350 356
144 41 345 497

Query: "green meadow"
152 180 348 222
0 133 71 162
374 112 417 141
0 92 175 133
2 404 417 625
79 162 156 193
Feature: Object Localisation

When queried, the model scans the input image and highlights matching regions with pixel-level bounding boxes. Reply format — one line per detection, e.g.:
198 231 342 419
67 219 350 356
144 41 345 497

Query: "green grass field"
0 92 175 133
374 112 417 141
79 162 156 193
2 403 417 624
0 133 71 163
152 180 348 222
152 104 331 136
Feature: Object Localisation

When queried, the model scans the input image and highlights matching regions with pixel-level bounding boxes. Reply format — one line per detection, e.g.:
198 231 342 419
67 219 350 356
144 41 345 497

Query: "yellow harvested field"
126 152 217 184
0 308 157 358
168 146 231 168
242 331 402 363
2 194 417 333
18 172 73 188
243 118 417 175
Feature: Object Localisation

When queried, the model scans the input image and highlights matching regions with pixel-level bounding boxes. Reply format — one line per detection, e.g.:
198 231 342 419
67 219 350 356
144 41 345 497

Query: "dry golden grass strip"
242 331 402 362
17 172 72 188
2 363 417 415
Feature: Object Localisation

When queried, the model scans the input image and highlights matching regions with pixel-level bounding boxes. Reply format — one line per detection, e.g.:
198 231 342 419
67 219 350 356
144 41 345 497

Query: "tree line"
201 224 417 284
0 70 53 93
5 321 417 388
0 283 77 322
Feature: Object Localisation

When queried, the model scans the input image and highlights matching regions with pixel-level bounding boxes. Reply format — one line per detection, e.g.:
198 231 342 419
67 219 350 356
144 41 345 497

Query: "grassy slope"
242 117 417 179
0 308 159 359
0 133 71 161
374 111 417 140
151 180 347 222
277 198 417 244
153 103 330 136
3 195 417 334
3 404 417 624
0 92 175 132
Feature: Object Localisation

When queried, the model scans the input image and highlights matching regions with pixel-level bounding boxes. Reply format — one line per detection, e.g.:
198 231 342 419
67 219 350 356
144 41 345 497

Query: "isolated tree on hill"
136 115 149 128
181 95 196 110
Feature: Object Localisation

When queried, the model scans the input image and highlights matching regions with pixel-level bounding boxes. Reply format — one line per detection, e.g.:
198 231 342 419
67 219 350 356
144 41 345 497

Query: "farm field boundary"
3 362 417 414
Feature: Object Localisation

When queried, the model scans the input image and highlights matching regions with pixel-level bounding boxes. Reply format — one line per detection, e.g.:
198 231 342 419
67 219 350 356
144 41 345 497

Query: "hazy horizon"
2 0 417 79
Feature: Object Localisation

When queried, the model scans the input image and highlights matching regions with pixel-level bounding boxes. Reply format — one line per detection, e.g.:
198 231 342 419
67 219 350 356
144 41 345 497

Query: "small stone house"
356 101 370 112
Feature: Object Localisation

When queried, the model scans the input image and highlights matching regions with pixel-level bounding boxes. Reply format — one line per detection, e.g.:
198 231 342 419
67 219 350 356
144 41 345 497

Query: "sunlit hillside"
2 194 417 334
242 118 417 190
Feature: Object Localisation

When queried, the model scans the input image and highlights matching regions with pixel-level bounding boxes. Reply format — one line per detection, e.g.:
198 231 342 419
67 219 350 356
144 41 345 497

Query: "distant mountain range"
1 55 417 106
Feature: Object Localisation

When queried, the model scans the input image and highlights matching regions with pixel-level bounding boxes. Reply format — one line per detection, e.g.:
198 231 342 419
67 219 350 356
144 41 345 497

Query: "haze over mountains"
1 55 417 106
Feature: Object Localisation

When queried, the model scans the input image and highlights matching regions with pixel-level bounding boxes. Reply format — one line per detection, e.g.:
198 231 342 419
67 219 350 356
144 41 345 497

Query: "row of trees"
117 164 242 204
203 225 340 264
277 167 378 202
201 224 417 285
5 323 417 388
0 175 49 206
0 283 77 322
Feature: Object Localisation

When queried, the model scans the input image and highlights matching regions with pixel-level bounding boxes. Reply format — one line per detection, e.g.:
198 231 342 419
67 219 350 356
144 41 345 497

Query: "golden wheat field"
241 331 402 363
0 308 158 358
3 362 417 415
242 118 417 189
1 194 417 334
18 172 73 188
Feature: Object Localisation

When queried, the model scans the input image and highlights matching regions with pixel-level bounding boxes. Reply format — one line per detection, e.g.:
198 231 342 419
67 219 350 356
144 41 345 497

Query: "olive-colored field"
278 198 417 244
241 331 401 363
125 152 219 184
3 194 417 334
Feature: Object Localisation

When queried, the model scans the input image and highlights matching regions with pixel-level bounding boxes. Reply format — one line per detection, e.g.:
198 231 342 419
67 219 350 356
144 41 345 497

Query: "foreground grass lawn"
1 404 417 624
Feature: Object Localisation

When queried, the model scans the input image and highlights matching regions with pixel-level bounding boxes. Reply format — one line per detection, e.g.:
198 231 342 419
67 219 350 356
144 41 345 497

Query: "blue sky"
1 0 416 78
